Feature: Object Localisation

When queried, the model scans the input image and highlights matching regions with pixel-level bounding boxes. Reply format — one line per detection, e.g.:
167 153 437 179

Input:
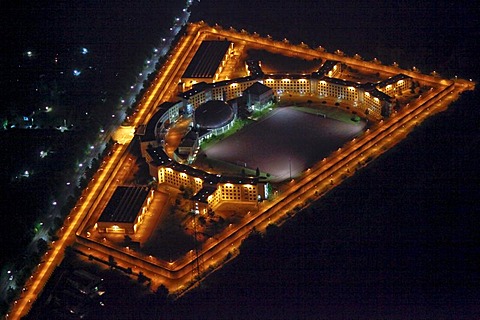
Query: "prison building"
263 75 312 95
207 177 265 212
243 82 274 110
376 73 412 96
182 40 234 87
95 186 153 234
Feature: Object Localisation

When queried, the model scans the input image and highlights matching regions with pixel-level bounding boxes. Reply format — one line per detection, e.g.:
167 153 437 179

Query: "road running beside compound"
7 19 474 319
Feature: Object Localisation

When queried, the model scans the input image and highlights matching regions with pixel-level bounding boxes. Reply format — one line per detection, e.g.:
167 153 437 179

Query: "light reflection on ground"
199 107 366 182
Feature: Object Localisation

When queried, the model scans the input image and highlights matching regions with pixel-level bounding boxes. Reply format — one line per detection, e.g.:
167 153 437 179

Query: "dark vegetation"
0 1 187 315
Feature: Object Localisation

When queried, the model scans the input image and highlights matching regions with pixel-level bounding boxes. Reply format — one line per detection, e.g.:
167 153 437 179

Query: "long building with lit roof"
95 186 154 234
181 40 234 88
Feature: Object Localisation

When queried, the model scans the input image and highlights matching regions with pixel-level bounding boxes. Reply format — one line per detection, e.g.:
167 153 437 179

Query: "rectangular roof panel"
182 41 231 79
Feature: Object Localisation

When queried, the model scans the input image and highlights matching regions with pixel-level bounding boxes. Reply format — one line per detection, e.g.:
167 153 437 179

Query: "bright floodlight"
82 47 89 55
26 51 33 57
73 69 81 76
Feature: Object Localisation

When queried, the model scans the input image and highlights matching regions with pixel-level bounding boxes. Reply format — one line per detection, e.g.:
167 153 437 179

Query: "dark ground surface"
204 107 365 181
4 0 480 318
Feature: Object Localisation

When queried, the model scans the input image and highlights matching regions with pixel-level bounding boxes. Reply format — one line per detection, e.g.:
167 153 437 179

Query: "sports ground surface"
202 107 366 181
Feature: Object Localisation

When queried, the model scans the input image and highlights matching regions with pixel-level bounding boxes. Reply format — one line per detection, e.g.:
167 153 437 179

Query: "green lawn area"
199 118 254 150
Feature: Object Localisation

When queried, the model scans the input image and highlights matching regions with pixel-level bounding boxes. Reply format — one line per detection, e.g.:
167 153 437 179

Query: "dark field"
204 107 366 181
247 49 322 74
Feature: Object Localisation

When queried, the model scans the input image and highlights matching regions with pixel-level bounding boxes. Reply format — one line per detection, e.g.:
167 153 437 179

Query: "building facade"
95 186 154 234
155 158 266 213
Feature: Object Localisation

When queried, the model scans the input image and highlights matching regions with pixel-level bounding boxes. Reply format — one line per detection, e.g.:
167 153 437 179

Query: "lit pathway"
164 117 192 157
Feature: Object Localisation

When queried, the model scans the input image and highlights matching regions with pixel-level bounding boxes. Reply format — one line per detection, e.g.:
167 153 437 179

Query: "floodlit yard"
199 107 366 182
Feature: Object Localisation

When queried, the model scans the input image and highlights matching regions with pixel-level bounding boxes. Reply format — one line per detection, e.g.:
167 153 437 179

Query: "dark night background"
2 0 480 318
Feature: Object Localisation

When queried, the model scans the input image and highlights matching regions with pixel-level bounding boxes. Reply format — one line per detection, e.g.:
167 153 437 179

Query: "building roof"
179 76 259 100
178 130 198 149
220 176 260 184
98 186 149 223
146 146 172 166
322 76 360 88
182 41 231 79
191 185 218 203
243 82 273 96
377 73 411 88
168 161 221 185
313 60 339 77
264 73 312 80
194 100 235 129
209 76 257 88
245 60 264 77
367 88 392 102
136 101 178 142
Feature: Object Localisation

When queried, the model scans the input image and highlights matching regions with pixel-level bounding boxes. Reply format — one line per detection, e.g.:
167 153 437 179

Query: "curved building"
194 100 235 130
